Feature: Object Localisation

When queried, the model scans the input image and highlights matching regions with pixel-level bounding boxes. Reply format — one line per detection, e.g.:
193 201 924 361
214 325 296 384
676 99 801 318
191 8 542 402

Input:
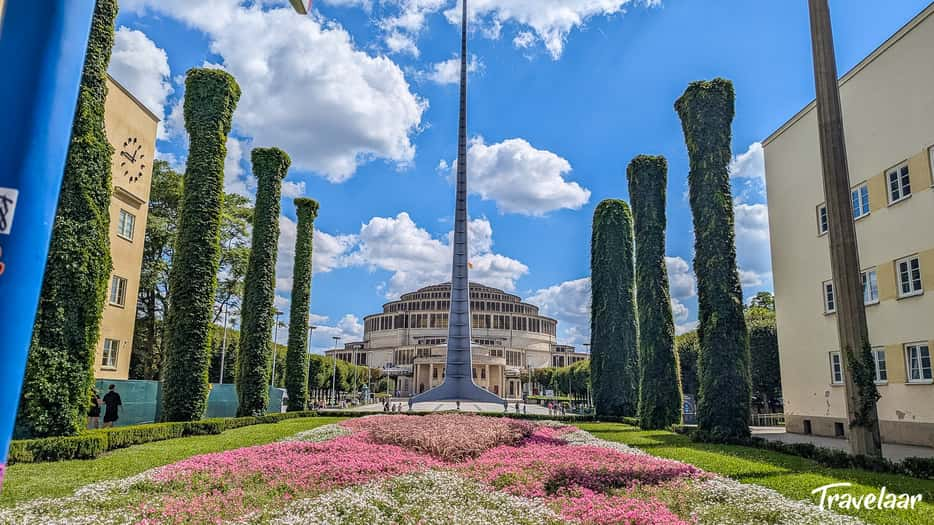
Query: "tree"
162 68 241 422
590 199 640 417
236 148 289 417
748 291 775 311
132 160 183 380
15 0 118 438
628 155 683 429
746 308 782 413
285 198 320 411
807 0 881 456
676 78 751 440
214 193 253 324
676 331 700 398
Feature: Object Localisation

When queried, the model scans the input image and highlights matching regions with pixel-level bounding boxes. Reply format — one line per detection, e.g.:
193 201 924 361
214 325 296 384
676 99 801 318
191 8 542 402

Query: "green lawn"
578 423 934 525
0 416 345 507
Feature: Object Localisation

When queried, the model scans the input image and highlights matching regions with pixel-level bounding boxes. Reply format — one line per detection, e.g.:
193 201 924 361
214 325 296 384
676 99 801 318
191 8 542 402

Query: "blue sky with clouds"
109 0 930 352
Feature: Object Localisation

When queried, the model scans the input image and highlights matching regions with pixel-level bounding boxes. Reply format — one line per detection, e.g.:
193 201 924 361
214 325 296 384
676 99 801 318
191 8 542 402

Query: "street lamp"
307 324 317 404
271 309 283 388
219 303 231 384
331 335 341 405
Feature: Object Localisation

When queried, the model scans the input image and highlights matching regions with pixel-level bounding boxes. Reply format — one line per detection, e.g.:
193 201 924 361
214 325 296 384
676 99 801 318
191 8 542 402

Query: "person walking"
102 384 122 428
88 389 101 429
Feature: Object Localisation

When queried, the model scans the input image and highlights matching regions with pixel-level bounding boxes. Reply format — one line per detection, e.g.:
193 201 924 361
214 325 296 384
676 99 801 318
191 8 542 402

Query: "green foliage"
162 69 241 422
590 200 639 417
214 192 254 323
847 341 883 429
675 78 751 440
236 148 290 416
675 331 699 398
16 0 118 438
529 360 591 399
746 308 782 411
132 160 184 380
748 291 775 311
628 155 683 429
306 355 372 397
286 199 320 411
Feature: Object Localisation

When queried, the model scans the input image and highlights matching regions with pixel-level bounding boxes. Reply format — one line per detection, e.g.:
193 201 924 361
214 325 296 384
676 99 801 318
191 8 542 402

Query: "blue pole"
0 0 96 489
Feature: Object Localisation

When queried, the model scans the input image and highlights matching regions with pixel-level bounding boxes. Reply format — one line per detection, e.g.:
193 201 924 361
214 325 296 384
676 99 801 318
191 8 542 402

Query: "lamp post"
583 343 592 409
219 302 230 384
331 335 341 405
307 324 316 402
271 309 283 388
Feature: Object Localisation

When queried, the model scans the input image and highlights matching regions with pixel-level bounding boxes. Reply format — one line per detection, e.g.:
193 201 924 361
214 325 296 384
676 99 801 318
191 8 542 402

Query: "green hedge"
675 78 751 440
7 411 318 465
628 155 683 430
16 0 118 439
285 198 320 412
590 199 640 418
684 428 934 480
236 148 290 416
162 69 242 422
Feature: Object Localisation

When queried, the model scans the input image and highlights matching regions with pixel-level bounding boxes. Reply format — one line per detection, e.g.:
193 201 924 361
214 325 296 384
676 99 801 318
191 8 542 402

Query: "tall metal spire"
411 0 504 406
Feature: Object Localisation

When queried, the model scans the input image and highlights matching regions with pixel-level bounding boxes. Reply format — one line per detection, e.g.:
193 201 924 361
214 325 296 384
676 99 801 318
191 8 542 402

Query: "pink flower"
559 492 693 525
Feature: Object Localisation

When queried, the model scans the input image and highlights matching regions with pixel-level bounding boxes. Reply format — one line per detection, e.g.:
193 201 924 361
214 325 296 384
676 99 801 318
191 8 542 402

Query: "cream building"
95 76 159 380
763 4 934 446
326 282 589 399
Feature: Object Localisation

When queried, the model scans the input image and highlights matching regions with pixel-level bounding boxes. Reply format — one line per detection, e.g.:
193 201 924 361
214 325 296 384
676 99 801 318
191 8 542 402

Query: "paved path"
328 401 553 416
751 426 934 462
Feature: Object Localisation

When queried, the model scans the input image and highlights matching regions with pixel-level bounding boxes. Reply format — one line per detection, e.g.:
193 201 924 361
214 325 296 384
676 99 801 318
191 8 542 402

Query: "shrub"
7 435 107 464
627 155 683 430
285 198 320 412
16 0 118 438
101 423 188 450
590 200 639 418
162 69 241 422
236 148 290 416
675 78 751 440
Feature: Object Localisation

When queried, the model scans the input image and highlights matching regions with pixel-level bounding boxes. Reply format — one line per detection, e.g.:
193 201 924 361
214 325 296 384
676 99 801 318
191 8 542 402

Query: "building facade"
326 282 589 399
763 4 934 446
95 77 159 380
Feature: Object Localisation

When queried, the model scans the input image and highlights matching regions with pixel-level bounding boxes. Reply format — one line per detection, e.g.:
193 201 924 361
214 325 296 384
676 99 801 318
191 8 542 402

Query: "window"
829 352 843 385
851 184 870 219
896 255 923 298
817 204 828 235
823 280 836 313
101 339 119 369
872 348 887 383
117 209 135 240
905 343 932 383
887 163 911 204
862 269 879 305
109 276 128 306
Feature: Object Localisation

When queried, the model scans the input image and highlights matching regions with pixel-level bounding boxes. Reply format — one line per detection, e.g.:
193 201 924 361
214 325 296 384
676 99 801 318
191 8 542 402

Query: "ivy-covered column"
285 198 319 412
627 155 683 429
15 0 118 438
675 78 751 440
236 148 290 416
162 69 241 422
590 199 639 417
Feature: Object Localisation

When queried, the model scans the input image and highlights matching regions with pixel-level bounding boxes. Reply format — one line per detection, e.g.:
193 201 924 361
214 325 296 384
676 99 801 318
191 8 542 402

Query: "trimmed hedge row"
680 427 934 480
7 411 317 465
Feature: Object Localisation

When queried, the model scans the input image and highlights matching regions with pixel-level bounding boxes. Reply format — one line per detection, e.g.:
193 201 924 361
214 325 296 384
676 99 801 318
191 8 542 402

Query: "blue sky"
109 0 931 352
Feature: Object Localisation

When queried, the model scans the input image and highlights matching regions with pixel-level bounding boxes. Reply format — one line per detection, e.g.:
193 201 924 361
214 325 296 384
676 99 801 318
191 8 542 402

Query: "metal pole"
807 0 881 457
307 324 316 404
331 336 341 405
0 0 99 490
219 303 229 384
271 310 281 388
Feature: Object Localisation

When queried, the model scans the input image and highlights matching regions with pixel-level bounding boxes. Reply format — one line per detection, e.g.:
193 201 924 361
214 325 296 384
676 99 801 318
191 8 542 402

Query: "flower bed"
0 415 866 524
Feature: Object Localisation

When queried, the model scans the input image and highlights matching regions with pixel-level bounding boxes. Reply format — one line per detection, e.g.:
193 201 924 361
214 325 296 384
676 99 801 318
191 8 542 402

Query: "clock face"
119 137 146 183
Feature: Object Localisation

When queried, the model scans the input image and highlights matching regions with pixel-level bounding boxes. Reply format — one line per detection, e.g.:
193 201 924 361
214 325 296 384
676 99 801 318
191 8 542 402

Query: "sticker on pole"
0 188 18 235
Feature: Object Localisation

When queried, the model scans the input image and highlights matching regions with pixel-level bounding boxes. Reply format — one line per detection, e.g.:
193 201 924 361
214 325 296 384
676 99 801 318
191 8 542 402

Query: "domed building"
326 282 588 400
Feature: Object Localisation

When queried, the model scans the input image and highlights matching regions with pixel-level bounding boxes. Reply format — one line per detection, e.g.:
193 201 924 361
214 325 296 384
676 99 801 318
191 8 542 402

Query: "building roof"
107 74 161 124
762 2 934 147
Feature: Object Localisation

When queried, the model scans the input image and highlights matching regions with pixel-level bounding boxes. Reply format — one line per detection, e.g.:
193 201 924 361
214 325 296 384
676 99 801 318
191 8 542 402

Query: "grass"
577 423 934 525
0 416 345 507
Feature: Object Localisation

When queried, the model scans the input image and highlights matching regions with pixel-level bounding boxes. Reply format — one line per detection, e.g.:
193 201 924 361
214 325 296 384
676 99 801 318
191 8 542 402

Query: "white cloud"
450 136 590 216
309 314 365 352
276 215 358 294
730 142 767 204
345 212 528 297
125 0 426 183
327 0 654 59
420 54 483 85
734 202 773 293
224 137 253 196
109 27 174 139
281 180 307 199
665 256 696 300
526 277 591 345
